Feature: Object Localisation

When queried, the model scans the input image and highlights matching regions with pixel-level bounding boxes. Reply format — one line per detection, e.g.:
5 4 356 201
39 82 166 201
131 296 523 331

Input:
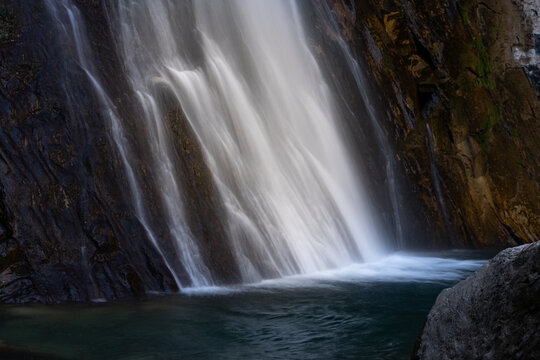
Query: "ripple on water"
0 251 491 360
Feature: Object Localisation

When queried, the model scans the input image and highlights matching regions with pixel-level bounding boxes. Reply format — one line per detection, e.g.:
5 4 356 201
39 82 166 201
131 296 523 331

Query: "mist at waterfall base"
0 251 489 359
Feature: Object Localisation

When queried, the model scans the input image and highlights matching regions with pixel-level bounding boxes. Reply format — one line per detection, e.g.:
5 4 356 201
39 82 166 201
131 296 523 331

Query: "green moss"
476 55 493 88
471 40 495 89
459 5 470 25
478 110 499 146
472 40 484 51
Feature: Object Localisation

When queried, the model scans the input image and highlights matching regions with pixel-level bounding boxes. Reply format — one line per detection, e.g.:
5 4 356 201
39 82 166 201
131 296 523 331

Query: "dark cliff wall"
0 0 239 303
329 0 540 248
0 0 192 303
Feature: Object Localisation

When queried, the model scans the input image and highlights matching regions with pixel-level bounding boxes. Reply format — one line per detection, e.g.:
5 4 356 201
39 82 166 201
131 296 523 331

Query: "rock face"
0 0 178 302
413 242 540 359
0 0 238 303
329 0 540 248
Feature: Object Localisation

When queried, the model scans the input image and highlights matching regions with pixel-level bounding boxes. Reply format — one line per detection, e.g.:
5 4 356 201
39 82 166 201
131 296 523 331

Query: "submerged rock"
413 242 540 359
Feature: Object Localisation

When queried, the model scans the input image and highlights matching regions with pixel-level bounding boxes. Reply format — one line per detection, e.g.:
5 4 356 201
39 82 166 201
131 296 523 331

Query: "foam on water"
182 252 487 295
0 252 488 359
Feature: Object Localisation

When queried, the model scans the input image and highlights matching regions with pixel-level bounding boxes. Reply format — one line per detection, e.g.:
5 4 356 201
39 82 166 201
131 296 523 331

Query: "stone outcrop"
329 0 540 248
413 242 540 359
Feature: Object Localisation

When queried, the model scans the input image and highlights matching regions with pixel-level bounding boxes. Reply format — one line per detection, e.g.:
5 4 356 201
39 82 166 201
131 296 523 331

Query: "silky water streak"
109 0 386 284
47 0 221 289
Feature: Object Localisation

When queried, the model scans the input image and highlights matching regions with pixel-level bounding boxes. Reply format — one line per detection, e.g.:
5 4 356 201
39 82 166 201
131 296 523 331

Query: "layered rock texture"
0 0 176 302
0 0 237 303
329 0 540 247
413 242 540 359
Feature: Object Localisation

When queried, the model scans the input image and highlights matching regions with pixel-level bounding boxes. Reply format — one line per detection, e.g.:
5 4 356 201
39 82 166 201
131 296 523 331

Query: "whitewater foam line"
181 253 488 296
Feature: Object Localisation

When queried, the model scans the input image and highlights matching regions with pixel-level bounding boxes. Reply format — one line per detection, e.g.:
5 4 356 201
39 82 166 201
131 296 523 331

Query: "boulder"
413 242 540 359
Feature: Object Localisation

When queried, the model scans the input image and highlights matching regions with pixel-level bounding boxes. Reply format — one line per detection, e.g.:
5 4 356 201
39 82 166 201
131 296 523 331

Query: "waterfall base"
0 251 489 359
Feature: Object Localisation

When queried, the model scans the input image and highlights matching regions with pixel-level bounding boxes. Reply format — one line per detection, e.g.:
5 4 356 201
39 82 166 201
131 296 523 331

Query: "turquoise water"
0 251 491 359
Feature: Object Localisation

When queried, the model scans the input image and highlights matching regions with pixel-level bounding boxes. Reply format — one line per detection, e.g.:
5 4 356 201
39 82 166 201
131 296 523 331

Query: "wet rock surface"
0 0 238 303
163 103 241 284
329 0 540 248
0 0 181 303
413 242 540 359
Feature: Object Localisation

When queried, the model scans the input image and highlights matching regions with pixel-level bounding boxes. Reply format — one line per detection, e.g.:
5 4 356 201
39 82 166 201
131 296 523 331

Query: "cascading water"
311 2 405 247
48 0 394 288
45 0 208 288
109 0 386 284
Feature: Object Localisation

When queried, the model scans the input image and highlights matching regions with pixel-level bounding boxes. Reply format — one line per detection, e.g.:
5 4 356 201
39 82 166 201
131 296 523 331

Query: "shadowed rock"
413 242 540 359
328 0 540 248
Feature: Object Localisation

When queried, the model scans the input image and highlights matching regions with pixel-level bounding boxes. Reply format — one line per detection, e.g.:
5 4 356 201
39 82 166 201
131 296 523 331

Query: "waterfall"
426 124 453 242
48 0 389 288
45 0 206 288
312 2 405 247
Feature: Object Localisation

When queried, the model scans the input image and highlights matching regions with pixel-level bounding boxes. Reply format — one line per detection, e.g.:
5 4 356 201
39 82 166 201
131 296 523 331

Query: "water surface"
0 251 491 359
